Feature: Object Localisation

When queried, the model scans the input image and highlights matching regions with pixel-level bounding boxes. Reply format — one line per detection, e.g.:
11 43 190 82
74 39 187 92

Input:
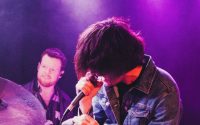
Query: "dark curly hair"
74 17 144 79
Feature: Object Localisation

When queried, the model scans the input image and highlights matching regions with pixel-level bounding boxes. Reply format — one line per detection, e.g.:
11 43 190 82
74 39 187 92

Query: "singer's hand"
73 114 99 125
76 77 102 114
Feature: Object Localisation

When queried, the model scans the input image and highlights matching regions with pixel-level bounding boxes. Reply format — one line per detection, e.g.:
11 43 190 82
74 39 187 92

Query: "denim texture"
92 55 182 125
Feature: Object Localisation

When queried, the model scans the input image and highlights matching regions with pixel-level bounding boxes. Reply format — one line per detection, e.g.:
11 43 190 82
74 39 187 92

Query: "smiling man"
24 48 73 125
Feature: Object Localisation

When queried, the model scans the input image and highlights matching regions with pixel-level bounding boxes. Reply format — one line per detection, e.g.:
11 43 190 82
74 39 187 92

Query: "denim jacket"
92 55 182 125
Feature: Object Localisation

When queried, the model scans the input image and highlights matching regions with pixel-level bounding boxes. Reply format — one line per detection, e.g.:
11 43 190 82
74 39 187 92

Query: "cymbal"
0 77 46 125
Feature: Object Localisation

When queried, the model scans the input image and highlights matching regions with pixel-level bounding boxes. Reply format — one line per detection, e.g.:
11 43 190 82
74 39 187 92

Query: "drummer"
24 48 73 125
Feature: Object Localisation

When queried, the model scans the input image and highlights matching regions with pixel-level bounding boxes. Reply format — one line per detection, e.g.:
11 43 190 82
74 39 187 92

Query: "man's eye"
50 69 55 72
41 65 46 68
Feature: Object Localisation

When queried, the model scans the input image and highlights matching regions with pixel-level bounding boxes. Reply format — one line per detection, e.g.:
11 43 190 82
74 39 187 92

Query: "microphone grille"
85 72 100 87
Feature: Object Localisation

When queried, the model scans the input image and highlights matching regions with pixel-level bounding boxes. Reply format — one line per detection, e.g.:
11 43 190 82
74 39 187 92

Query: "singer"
62 17 182 125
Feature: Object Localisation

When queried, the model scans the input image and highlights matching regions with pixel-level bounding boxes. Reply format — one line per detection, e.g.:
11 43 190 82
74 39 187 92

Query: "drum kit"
0 77 46 125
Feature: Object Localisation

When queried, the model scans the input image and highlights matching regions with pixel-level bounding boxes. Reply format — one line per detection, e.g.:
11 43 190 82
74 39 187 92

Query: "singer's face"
103 75 124 86
37 54 63 87
101 66 142 86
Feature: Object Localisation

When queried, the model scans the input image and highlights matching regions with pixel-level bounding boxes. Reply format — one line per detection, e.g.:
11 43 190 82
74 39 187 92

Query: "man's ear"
37 62 40 71
59 71 64 79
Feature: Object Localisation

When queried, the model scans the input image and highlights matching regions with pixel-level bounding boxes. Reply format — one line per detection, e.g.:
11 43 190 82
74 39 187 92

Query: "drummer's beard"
37 75 57 88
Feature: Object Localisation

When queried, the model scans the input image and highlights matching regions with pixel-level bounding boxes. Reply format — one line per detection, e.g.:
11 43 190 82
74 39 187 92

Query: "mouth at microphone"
85 72 105 87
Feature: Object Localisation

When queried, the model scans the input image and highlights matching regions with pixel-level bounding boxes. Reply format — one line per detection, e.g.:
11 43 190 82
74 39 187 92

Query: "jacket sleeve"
149 90 182 125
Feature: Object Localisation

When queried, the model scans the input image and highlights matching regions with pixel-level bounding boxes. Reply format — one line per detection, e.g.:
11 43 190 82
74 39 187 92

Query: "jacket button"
106 102 110 106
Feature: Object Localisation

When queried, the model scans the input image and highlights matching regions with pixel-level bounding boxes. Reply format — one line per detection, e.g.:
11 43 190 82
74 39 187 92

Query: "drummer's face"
37 54 64 87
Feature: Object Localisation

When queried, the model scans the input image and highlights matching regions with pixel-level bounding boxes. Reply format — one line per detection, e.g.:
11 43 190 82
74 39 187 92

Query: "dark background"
0 0 199 124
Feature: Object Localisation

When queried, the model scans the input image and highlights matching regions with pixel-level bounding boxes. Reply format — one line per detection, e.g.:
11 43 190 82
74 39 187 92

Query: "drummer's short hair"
41 48 67 71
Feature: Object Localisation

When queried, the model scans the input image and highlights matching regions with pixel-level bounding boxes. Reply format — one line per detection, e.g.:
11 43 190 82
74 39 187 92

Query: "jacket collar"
131 55 157 94
103 55 157 124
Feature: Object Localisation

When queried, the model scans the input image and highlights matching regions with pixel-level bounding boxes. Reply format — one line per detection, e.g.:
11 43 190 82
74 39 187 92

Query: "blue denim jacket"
92 55 182 125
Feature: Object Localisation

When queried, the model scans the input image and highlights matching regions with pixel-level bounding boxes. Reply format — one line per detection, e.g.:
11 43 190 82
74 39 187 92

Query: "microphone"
60 72 104 124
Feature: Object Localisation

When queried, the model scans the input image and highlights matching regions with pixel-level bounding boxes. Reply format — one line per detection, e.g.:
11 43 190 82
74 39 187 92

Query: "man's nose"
44 68 51 74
